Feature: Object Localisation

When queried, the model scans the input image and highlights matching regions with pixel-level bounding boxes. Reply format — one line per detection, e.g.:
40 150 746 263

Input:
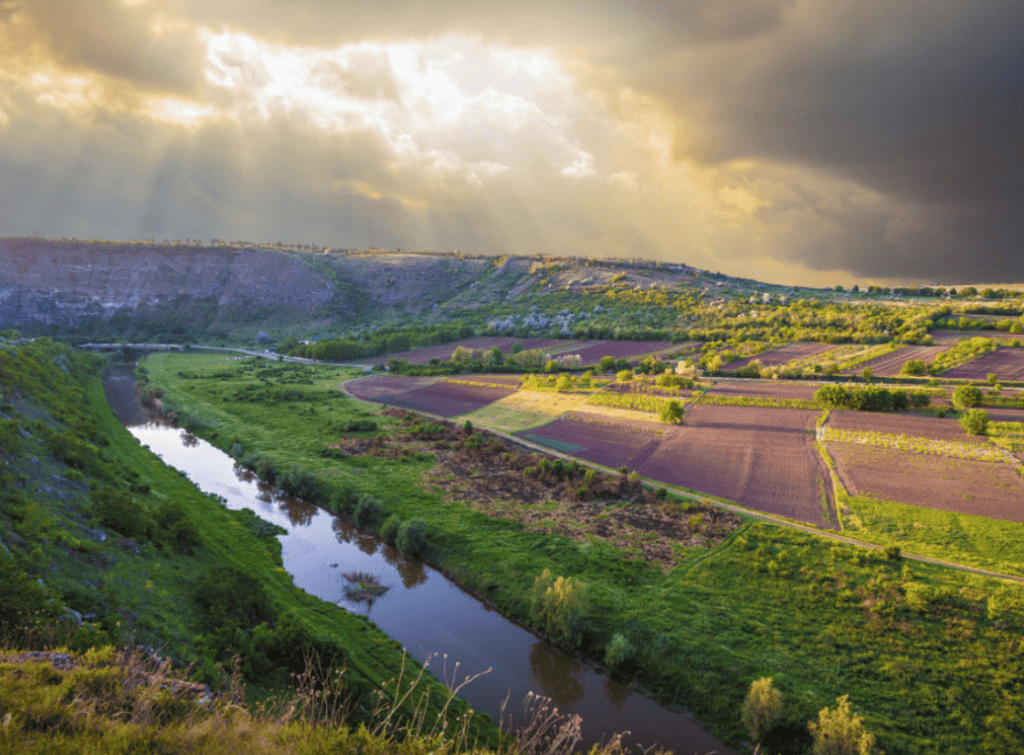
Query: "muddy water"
105 367 734 755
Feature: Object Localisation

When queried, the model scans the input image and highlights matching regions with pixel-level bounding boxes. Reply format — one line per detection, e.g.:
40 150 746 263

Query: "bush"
345 419 378 432
900 359 927 376
254 456 278 484
658 400 685 424
529 569 586 648
151 501 201 553
555 374 573 392
380 514 401 545
952 384 983 409
352 494 384 529
396 518 427 558
807 695 877 755
603 632 635 669
91 488 147 539
616 369 634 382
741 677 783 743
599 356 616 372
278 466 326 504
959 409 989 435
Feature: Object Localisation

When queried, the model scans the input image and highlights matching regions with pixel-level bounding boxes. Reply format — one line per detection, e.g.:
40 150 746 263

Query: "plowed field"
559 340 674 365
943 348 1024 381
521 404 830 526
725 343 833 371
347 375 516 417
828 443 1024 522
841 346 945 377
707 381 819 400
828 410 987 443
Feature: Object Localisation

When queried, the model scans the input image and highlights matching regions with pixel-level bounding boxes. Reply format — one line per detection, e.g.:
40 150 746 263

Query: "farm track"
338 377 1024 586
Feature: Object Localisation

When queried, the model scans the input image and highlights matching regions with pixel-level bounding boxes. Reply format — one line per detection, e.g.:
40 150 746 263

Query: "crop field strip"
820 427 1017 464
827 409 987 443
557 339 675 364
349 336 570 365
827 442 1024 523
840 345 945 376
723 342 834 371
346 374 517 417
705 380 819 400
942 346 1024 381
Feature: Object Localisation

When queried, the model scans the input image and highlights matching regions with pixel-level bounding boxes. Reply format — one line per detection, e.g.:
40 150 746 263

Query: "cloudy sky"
0 1 1020 285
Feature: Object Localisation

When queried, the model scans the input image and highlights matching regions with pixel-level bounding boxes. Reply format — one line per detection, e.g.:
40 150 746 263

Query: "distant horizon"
5 234 1023 292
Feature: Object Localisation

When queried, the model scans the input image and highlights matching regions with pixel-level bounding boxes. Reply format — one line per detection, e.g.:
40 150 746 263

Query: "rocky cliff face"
0 239 340 334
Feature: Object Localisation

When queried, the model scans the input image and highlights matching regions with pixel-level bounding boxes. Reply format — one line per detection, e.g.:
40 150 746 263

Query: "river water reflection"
109 368 733 755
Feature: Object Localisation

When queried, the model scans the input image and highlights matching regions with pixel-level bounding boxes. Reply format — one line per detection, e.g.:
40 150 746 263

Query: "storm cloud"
0 0 1019 284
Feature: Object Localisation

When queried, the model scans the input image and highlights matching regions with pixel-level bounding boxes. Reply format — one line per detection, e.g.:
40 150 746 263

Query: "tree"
555 374 573 392
544 360 560 373
599 355 616 372
741 677 783 743
900 359 927 376
487 346 504 366
385 333 410 353
396 518 428 558
987 372 998 385
952 384 983 409
658 400 685 424
861 366 873 383
959 409 989 435
616 369 634 382
807 695 876 755
529 569 586 648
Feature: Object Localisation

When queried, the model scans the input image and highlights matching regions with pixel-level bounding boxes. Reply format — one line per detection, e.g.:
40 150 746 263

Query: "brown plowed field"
352 337 568 365
347 375 516 417
828 443 1024 522
986 407 1024 423
828 410 988 443
707 381 819 400
930 330 1022 346
521 404 830 526
841 346 945 377
559 340 674 365
943 349 1024 381
725 343 833 371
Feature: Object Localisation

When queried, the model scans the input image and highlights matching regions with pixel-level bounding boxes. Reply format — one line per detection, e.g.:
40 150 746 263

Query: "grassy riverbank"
144 351 1024 754
0 340 493 741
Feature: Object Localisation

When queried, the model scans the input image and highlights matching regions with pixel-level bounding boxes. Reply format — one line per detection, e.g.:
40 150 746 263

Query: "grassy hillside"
145 351 1024 754
0 339 494 741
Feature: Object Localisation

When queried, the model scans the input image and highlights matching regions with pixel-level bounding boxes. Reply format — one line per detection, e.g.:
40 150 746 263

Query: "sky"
0 0 1020 286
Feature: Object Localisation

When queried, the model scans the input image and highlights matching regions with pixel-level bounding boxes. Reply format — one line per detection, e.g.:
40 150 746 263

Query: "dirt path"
338 377 1024 585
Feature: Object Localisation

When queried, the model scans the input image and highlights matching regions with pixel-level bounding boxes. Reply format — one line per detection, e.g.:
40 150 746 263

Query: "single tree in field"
555 374 573 392
616 369 634 383
599 355 616 372
900 359 927 376
658 400 684 424
952 384 983 409
861 366 873 383
959 409 989 435
741 677 783 743
807 695 876 755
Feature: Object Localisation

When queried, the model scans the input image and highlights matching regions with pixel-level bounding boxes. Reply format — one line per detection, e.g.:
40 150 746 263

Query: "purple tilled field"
559 340 675 365
353 337 568 366
827 410 989 443
829 443 1024 522
521 404 830 526
841 346 946 377
706 381 819 400
724 343 833 372
346 375 517 417
943 348 1024 382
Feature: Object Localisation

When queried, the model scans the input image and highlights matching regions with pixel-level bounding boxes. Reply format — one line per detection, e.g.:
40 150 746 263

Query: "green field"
140 350 1024 754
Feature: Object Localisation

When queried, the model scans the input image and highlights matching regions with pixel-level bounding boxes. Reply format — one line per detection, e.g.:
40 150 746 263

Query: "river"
104 366 734 755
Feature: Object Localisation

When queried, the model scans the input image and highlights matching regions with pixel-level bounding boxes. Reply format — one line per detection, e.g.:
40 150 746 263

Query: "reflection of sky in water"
128 423 734 755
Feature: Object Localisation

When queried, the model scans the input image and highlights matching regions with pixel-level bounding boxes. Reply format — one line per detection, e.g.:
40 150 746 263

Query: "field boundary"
338 376 1024 585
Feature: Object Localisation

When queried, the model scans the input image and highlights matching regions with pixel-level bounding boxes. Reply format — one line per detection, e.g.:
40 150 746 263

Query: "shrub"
352 494 384 529
952 384 983 409
658 400 685 424
599 356 616 372
345 419 378 432
396 518 428 558
529 569 586 648
151 501 201 553
883 545 901 561
807 695 877 755
741 677 783 743
616 369 634 382
379 515 401 545
959 409 989 435
555 374 573 392
254 456 278 484
900 359 927 376
603 632 635 669
91 488 147 539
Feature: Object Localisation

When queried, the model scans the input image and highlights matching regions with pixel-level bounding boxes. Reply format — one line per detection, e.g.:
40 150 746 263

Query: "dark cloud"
11 0 205 93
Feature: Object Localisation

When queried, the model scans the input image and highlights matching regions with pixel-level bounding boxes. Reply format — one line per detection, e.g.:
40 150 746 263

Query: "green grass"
457 402 553 432
142 350 1024 754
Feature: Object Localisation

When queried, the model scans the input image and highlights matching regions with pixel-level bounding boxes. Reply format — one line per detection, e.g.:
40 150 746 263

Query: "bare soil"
558 340 674 364
326 409 740 569
944 349 1024 382
828 442 1024 522
842 346 945 377
725 343 833 371
347 375 516 417
706 381 819 400
828 410 988 443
